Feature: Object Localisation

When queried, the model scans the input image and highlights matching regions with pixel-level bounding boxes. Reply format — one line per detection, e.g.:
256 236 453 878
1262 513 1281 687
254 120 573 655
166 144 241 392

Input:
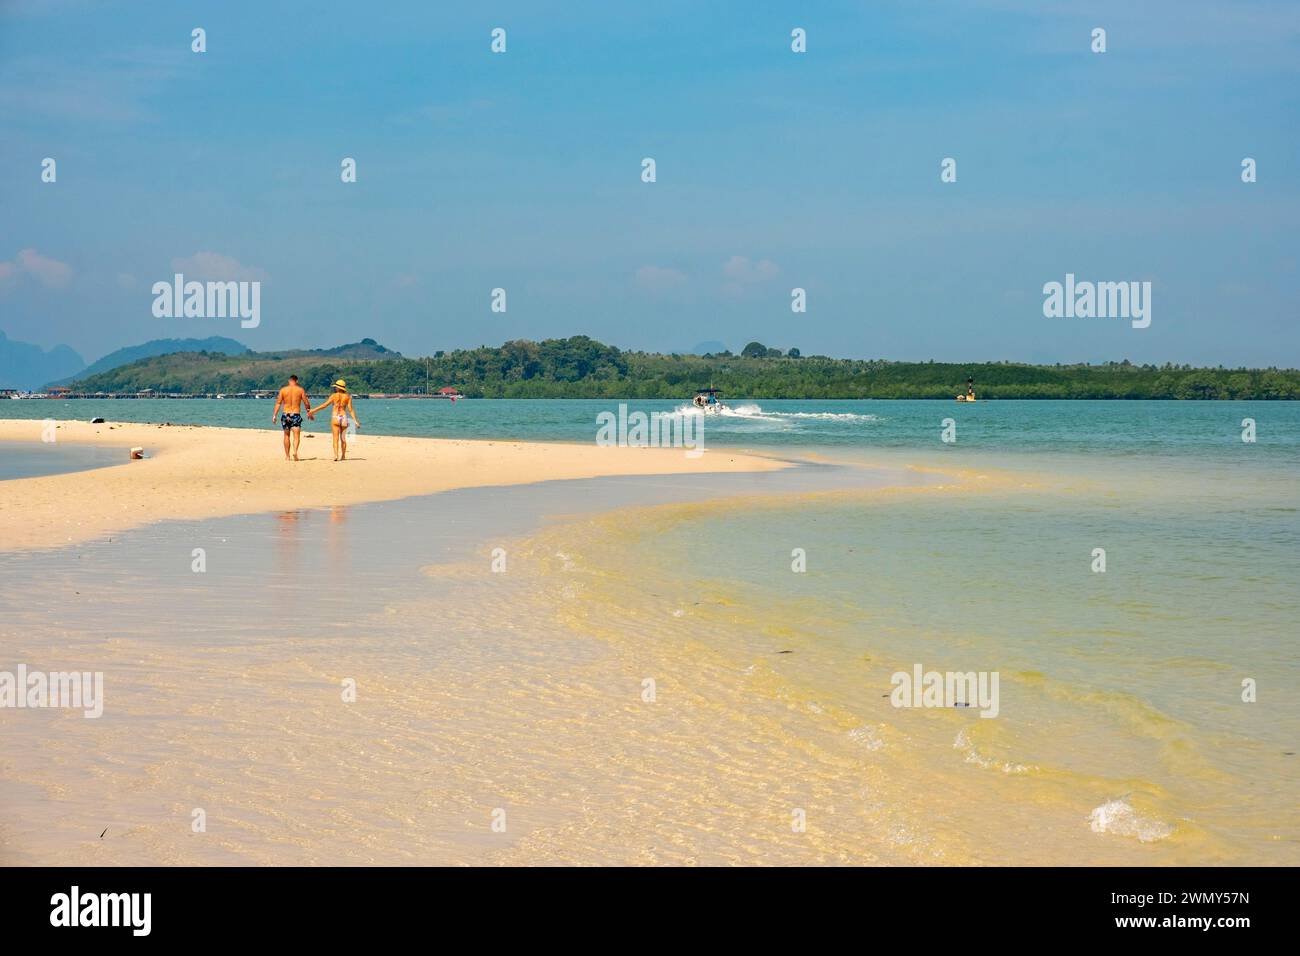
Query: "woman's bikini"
330 393 351 428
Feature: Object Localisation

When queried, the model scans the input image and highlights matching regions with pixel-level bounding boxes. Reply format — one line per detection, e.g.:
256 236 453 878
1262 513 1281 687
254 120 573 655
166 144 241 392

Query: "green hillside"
66 336 1300 399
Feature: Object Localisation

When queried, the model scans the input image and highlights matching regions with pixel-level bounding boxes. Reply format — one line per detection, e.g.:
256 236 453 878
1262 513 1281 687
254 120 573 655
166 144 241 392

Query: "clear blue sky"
2 0 1296 366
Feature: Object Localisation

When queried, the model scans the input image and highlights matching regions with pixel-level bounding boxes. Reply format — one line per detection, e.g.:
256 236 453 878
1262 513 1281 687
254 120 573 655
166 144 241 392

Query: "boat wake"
672 402 880 425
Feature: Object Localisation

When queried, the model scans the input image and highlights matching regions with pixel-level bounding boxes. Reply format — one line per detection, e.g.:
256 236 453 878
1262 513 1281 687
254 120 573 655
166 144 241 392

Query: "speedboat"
692 387 728 414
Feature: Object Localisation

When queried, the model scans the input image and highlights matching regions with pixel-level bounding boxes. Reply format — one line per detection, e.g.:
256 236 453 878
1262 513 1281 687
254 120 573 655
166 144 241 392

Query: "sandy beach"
0 456 946 865
0 419 786 551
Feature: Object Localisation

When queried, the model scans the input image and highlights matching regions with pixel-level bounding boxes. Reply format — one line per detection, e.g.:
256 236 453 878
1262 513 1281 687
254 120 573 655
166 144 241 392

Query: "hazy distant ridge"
0 330 85 390
47 336 251 387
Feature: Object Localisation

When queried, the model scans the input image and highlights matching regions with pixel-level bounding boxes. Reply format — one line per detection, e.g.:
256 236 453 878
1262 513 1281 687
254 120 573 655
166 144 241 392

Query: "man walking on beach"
272 375 313 461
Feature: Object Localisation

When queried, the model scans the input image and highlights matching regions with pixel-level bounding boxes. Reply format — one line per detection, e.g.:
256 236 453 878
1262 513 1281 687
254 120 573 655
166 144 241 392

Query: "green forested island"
66 336 1300 399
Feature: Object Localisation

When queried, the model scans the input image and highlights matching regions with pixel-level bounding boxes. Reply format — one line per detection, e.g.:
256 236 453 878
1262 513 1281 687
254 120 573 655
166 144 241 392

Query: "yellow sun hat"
333 379 348 391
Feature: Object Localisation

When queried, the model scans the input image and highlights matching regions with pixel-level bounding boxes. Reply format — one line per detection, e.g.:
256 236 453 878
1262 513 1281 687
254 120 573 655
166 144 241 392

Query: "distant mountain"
68 339 405 394
691 343 733 358
0 329 85 390
691 340 730 356
47 336 250 386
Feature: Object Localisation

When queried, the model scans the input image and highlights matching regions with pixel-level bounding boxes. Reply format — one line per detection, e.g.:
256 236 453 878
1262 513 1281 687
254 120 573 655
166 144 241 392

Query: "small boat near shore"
691 387 728 414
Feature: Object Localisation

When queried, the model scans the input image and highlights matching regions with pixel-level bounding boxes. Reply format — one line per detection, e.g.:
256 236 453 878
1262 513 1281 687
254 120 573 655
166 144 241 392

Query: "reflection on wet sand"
327 505 348 560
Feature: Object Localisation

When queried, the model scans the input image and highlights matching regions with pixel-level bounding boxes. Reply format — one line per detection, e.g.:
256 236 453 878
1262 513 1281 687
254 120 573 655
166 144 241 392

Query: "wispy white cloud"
723 256 779 283
721 256 779 298
169 252 268 282
635 264 688 293
0 47 186 125
0 248 73 290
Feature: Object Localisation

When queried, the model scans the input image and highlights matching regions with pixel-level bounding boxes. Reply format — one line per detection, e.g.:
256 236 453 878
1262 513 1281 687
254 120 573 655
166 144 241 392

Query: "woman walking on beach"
310 379 361 461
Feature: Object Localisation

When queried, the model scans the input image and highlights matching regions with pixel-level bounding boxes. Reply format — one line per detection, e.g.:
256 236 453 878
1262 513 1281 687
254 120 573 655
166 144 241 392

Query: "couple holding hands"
271 375 362 462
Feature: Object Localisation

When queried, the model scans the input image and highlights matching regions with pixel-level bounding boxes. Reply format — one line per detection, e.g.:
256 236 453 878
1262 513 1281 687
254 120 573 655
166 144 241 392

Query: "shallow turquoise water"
6 398 1300 464
603 449 1300 862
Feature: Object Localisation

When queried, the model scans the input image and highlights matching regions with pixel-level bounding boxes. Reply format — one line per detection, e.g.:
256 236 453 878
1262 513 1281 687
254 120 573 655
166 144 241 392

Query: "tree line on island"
67 336 1300 400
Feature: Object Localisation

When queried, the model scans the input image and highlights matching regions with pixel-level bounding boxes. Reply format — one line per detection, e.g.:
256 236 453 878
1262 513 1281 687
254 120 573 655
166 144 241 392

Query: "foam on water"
672 401 882 425
954 727 1036 775
1088 800 1176 843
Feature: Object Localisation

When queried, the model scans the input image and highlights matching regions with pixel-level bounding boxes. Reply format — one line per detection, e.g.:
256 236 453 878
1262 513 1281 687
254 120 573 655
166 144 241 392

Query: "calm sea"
5 397 1300 460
